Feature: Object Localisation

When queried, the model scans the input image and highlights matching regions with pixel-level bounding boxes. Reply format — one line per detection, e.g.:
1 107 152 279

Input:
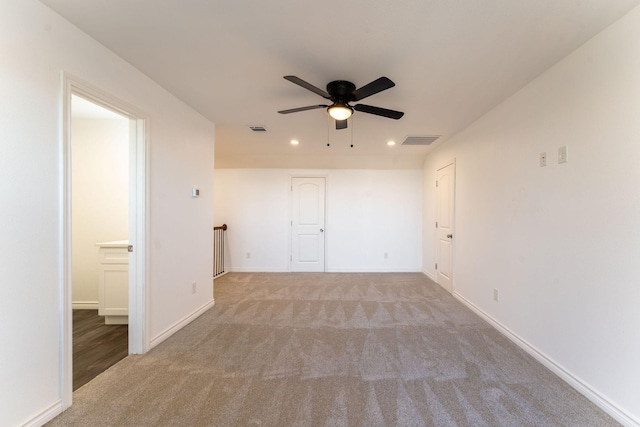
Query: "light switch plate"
558 145 568 163
540 152 547 167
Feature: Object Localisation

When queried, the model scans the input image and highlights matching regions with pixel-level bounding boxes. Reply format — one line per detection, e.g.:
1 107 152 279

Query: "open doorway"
62 74 148 408
70 95 129 389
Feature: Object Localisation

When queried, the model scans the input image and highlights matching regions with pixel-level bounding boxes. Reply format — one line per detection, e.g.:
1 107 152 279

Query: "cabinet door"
98 264 128 316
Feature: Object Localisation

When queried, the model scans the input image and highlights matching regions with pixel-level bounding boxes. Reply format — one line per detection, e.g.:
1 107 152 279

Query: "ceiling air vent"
248 126 267 132
401 135 440 146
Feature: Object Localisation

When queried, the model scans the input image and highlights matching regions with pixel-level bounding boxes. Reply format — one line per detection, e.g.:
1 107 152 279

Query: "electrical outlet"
539 152 547 167
191 282 197 294
246 252 251 259
493 289 499 302
558 145 568 163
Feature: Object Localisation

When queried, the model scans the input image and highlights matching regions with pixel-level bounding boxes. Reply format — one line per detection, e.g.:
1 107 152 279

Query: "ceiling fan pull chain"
326 114 331 147
350 114 354 148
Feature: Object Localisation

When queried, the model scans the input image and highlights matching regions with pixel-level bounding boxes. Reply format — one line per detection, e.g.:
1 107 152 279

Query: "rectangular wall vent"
248 126 267 132
401 135 440 146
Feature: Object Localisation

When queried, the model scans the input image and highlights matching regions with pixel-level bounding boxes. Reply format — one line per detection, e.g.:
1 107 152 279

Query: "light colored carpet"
48 272 619 426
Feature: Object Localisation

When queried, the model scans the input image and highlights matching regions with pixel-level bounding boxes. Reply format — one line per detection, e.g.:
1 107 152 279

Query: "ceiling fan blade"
284 76 331 99
353 104 404 120
335 119 348 130
351 77 395 101
278 105 327 114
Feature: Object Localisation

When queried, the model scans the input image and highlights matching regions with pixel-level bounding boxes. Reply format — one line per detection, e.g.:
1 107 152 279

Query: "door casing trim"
60 72 150 408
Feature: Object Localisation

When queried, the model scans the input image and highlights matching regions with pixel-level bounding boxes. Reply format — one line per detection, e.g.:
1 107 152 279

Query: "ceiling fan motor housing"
327 80 356 102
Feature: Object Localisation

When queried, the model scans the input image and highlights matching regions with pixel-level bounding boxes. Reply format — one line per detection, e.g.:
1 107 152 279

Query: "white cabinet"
96 240 129 325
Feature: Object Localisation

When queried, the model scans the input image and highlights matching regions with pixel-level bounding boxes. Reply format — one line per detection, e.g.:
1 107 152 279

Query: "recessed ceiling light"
290 139 299 145
387 140 396 146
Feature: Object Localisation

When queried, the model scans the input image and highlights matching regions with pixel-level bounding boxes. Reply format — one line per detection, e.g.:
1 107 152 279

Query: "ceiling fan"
278 76 404 130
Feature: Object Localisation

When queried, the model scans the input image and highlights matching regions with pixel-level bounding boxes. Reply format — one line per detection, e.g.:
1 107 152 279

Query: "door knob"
446 234 453 238
320 229 324 232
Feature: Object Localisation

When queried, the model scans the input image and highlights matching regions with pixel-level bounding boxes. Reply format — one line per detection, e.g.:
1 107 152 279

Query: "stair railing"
213 224 227 277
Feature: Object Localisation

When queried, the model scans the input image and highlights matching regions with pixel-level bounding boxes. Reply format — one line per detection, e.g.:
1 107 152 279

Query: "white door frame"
60 73 150 408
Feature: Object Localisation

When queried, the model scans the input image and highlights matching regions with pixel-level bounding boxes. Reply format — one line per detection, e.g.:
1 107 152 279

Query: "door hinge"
290 255 292 261
291 220 293 226
291 185 293 191
435 263 438 270
435 221 438 228
128 245 133 253
436 180 438 187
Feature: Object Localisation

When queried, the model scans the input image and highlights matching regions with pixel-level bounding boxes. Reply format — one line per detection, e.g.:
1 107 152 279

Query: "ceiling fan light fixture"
328 103 353 121
280 76 403 130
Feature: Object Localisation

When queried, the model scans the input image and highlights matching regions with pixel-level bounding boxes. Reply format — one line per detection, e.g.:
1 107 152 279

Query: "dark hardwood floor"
73 310 128 391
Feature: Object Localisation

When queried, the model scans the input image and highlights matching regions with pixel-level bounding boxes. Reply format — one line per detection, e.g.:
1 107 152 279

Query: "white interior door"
436 162 455 292
63 75 147 408
291 177 325 272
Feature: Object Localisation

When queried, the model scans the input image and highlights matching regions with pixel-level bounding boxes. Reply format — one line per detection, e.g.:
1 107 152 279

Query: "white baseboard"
326 268 422 273
149 299 215 349
453 292 640 427
228 268 424 273
21 400 63 427
226 267 422 277
422 270 437 282
72 301 99 310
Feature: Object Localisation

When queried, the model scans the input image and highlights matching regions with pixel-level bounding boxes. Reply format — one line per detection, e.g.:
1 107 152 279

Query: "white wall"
0 1 214 425
71 117 129 306
214 169 422 272
422 5 640 425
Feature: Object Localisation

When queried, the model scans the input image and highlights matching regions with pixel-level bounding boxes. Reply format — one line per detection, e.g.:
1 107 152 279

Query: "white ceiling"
43 0 640 169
